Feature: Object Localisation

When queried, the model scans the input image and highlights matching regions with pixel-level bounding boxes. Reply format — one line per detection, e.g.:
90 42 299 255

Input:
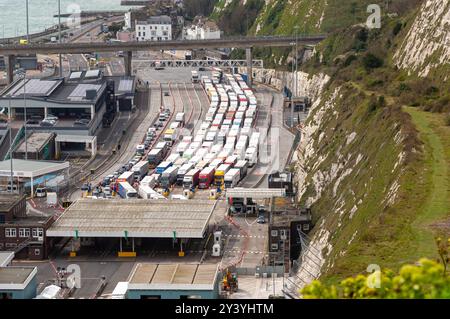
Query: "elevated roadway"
0 35 325 86
0 35 325 55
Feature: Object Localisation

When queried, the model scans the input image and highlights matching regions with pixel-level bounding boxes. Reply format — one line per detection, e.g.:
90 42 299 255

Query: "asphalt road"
46 68 294 297
69 89 149 199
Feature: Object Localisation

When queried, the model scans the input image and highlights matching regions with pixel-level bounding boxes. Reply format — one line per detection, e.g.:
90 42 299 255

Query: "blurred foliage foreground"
301 238 450 299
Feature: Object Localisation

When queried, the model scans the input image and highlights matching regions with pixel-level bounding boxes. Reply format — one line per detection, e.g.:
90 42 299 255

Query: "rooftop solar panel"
68 84 101 101
85 69 101 78
118 79 133 92
11 79 59 97
69 72 83 80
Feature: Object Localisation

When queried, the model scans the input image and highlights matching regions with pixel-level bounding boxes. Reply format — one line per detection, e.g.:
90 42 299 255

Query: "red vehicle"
199 167 215 189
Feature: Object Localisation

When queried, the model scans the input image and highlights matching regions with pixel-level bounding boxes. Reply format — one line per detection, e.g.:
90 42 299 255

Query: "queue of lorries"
90 71 260 199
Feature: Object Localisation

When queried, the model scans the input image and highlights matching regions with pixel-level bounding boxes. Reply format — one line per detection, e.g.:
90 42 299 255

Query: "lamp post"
18 70 28 160
291 26 299 128
58 0 63 77
8 98 14 193
26 0 30 43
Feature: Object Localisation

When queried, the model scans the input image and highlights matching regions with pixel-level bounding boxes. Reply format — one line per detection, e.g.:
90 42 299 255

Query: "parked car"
74 119 90 126
164 91 170 96
40 120 56 127
45 114 58 121
103 186 112 198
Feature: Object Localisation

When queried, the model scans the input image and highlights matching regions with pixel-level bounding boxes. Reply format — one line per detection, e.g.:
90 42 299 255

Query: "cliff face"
289 0 450 285
209 0 449 287
394 0 450 79
239 0 450 287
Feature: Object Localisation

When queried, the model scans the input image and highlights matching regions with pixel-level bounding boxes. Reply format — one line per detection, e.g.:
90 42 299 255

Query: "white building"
136 16 172 42
184 19 221 40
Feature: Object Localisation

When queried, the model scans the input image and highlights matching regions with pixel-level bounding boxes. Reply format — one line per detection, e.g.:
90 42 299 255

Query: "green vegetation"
302 258 450 299
183 0 218 20
212 0 265 35
290 1 449 283
207 0 450 286
404 107 450 257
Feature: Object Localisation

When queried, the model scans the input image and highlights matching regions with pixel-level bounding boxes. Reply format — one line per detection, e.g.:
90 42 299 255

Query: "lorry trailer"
118 182 138 199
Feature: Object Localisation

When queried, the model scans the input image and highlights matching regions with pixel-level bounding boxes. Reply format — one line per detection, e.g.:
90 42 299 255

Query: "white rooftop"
127 263 219 291
47 198 220 238
0 159 70 179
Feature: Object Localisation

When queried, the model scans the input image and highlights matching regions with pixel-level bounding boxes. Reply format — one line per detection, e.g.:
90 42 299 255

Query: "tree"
301 257 450 299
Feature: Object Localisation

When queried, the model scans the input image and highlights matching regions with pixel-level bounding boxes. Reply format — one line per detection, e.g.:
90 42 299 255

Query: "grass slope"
405 107 450 257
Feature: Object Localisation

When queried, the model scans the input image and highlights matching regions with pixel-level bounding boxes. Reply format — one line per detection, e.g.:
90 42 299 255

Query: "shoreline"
0 10 128 42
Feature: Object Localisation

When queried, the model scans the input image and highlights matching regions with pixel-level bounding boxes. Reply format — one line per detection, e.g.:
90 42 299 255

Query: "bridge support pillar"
4 55 15 85
124 51 133 77
245 47 253 88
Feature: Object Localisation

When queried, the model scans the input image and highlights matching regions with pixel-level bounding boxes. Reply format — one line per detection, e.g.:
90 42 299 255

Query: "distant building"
0 194 54 260
116 30 136 42
136 16 172 41
124 9 149 31
183 18 221 40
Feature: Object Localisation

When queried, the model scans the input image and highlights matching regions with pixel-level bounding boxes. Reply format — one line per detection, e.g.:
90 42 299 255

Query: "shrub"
301 258 450 299
362 53 384 70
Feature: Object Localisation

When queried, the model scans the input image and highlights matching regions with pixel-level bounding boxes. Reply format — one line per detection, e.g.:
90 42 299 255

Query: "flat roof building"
13 132 56 161
46 198 224 258
0 266 38 299
0 70 136 136
0 193 55 260
126 263 220 299
47 198 218 239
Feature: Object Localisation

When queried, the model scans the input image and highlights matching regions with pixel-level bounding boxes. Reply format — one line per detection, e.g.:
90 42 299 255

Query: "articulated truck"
118 182 138 199
132 161 149 181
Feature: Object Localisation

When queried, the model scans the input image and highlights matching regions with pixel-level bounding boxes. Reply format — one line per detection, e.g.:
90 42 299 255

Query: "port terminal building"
46 198 223 257
0 70 135 160
0 70 136 136
123 263 220 299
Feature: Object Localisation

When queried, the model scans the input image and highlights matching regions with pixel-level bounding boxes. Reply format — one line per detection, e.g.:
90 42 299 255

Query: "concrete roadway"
69 89 148 199
43 69 292 297
88 87 155 186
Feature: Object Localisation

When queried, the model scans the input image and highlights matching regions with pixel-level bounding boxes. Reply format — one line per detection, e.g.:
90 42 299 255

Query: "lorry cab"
35 187 47 198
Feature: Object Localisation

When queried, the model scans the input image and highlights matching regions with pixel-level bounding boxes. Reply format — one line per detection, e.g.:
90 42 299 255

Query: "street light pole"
18 71 28 160
8 98 14 193
295 35 298 104
291 26 299 128
290 42 294 128
58 0 63 77
26 0 29 43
